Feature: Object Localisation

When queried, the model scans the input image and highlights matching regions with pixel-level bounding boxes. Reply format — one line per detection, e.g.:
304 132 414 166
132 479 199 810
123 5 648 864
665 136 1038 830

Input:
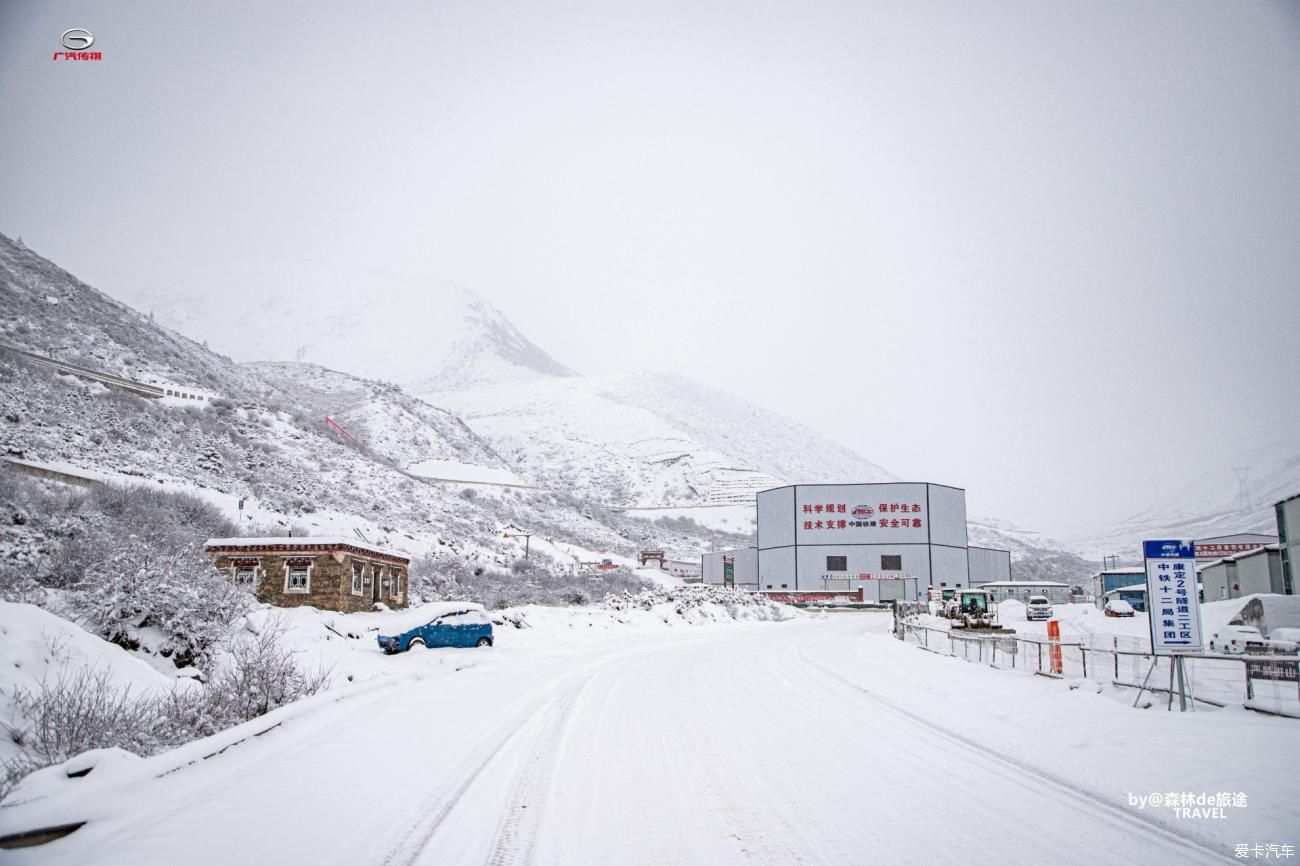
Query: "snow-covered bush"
410 553 649 609
5 667 163 769
0 474 248 667
604 585 799 622
72 534 249 667
204 615 330 723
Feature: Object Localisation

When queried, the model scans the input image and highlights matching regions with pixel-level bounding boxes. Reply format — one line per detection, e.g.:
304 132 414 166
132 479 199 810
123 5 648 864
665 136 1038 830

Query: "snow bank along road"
9 615 1296 865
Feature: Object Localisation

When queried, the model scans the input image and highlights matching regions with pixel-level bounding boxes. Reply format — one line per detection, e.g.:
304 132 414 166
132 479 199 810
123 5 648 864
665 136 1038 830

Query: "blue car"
378 605 494 653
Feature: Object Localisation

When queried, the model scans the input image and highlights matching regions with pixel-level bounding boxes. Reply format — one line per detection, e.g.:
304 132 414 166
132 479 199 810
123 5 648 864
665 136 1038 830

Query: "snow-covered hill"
138 259 575 392
0 236 266 398
1069 435 1300 559
430 372 896 508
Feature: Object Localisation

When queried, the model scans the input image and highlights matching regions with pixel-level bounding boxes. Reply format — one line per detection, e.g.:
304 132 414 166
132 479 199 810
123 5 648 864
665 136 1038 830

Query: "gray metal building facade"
755 482 996 597
1277 494 1300 596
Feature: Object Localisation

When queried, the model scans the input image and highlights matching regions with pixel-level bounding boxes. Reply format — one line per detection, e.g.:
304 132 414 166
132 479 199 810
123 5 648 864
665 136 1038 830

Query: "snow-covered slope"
1070 435 1300 559
0 235 265 397
243 361 511 477
432 372 896 507
138 259 575 392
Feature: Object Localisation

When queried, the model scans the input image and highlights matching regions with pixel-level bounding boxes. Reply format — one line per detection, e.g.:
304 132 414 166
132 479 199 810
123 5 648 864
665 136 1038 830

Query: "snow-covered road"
11 614 1287 865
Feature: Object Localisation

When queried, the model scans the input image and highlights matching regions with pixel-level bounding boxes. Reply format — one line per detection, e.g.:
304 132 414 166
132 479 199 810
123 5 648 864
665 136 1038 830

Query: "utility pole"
503 531 532 560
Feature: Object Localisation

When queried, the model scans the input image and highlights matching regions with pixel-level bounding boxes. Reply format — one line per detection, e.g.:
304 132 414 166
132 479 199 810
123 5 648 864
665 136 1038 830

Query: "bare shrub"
6 667 163 767
205 615 331 723
1 619 331 803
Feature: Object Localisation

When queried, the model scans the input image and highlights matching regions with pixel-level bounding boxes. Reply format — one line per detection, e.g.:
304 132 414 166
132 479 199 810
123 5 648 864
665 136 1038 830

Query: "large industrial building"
703 482 1010 602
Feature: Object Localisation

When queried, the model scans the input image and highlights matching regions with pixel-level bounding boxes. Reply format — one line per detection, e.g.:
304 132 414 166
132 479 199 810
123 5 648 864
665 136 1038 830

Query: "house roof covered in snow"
204 536 409 563
977 580 1070 588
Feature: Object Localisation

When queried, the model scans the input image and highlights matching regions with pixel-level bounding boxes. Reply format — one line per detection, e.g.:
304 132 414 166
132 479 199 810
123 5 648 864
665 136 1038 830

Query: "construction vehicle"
948 588 1002 630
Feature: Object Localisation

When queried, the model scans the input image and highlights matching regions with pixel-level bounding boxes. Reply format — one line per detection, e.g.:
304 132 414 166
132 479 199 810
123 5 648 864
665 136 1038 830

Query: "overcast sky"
3 0 1299 538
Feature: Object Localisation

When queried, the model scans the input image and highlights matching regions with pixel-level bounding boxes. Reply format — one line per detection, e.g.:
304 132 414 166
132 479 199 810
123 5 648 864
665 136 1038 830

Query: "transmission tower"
1232 466 1253 512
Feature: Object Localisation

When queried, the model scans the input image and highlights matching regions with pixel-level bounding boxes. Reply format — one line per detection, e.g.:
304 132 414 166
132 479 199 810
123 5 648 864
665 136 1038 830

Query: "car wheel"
407 638 426 652
476 637 491 648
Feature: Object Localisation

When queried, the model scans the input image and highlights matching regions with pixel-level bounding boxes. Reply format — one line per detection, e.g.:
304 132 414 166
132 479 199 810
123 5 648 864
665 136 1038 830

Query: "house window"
390 569 402 598
881 555 902 571
352 561 364 595
826 556 847 572
284 559 312 593
234 566 257 587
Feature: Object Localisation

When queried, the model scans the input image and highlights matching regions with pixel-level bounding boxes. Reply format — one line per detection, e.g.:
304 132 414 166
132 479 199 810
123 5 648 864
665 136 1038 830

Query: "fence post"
1114 637 1119 681
1082 647 1088 679
1038 642 1043 673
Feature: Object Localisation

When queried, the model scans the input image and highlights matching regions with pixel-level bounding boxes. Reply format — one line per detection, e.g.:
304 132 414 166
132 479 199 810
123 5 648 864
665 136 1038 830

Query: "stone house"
205 536 410 613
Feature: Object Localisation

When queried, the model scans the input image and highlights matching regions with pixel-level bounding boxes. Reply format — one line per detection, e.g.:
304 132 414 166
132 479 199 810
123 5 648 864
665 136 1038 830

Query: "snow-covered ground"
3 612 1295 865
0 603 185 768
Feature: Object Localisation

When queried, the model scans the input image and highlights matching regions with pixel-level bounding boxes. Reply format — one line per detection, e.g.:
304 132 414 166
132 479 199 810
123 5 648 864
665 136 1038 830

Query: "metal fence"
894 613 1300 718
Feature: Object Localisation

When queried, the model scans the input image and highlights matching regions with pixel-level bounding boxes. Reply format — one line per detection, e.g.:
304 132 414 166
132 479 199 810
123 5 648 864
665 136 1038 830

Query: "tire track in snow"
484 679 588 866
789 632 1237 865
377 682 583 866
377 637 718 866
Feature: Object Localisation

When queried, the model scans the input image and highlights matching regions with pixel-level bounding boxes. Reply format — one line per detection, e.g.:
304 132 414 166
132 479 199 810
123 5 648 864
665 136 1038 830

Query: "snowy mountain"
137 259 575 392
1069 435 1300 559
0 232 1090 580
0 234 732 582
431 372 896 507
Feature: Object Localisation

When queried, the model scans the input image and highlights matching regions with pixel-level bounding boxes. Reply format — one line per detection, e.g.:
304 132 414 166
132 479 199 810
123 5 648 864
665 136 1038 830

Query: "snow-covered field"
3 611 1295 865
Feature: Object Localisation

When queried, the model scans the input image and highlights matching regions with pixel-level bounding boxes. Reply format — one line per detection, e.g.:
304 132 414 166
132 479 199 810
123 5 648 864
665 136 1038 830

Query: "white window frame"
283 561 313 594
228 558 262 589
390 568 401 599
351 561 364 595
